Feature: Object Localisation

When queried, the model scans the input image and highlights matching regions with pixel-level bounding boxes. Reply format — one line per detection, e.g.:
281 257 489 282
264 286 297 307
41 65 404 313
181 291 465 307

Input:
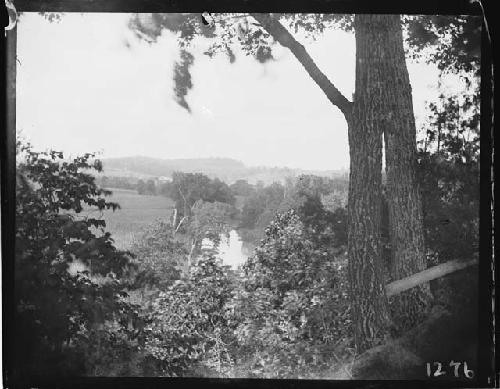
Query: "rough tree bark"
378 15 433 330
346 14 397 351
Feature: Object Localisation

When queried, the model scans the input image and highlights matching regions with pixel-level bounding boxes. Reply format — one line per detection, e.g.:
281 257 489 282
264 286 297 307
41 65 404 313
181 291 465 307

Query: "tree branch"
178 187 190 216
175 216 188 234
250 13 352 118
171 208 178 228
385 257 478 297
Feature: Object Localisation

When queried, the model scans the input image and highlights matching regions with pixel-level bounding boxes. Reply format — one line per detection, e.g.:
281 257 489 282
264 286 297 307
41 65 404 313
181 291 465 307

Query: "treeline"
137 178 159 196
150 172 349 248
160 172 235 217
95 176 168 195
101 155 349 187
236 175 349 245
95 175 139 191
95 171 349 205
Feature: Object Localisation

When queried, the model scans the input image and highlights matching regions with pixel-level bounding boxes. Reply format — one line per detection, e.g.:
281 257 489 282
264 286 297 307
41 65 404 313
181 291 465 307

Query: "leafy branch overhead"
128 13 353 116
174 50 195 112
404 15 481 75
128 13 480 115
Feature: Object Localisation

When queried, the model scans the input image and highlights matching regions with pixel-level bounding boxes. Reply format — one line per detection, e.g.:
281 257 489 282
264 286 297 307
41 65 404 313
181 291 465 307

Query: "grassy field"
98 188 174 249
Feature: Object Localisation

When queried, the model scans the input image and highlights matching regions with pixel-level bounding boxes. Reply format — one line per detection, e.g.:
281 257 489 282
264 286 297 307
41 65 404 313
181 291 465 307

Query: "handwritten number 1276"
426 361 474 378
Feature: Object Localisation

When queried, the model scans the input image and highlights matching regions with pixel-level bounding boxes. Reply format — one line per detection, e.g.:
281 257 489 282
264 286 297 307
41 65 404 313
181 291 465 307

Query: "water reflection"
202 230 251 269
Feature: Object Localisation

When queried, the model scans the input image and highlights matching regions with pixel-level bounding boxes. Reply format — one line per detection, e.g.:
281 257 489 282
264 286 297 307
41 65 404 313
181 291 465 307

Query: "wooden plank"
385 258 479 297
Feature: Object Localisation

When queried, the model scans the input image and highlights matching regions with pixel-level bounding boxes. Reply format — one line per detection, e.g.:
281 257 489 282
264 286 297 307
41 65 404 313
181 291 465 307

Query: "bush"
233 209 352 378
15 141 141 379
130 220 187 292
142 254 236 376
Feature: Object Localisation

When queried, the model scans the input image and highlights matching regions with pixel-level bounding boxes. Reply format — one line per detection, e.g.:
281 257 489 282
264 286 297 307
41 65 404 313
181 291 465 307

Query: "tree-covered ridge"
99 155 348 186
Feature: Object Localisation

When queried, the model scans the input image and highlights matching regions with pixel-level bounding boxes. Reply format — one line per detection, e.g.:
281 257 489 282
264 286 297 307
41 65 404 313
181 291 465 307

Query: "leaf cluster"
163 172 235 218
404 15 481 76
234 208 351 378
143 254 236 376
130 220 187 291
14 141 141 378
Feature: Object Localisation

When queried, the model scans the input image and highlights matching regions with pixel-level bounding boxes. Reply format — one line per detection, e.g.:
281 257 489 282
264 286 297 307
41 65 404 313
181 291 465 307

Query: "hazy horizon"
17 13 463 171
100 154 350 172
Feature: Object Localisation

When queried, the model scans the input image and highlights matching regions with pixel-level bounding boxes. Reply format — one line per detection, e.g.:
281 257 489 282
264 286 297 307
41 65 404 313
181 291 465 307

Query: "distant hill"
100 156 348 185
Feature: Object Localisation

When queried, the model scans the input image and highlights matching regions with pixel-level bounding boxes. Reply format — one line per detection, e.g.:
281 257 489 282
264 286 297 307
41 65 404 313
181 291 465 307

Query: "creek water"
202 230 252 269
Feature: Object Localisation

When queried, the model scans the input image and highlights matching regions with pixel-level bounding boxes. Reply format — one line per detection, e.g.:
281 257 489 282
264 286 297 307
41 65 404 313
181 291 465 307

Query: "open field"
98 188 174 249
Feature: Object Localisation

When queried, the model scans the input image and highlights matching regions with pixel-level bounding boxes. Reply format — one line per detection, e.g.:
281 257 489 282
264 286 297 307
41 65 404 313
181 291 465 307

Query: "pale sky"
16 13 460 171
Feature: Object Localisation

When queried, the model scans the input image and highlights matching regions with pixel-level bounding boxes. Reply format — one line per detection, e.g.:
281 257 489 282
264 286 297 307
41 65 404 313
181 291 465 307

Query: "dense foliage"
143 254 236 376
229 179 255 196
130 220 187 292
233 205 351 378
95 175 139 191
404 15 481 75
240 182 285 230
15 142 141 379
137 178 158 196
162 172 235 217
418 93 480 264
238 175 348 245
128 191 351 378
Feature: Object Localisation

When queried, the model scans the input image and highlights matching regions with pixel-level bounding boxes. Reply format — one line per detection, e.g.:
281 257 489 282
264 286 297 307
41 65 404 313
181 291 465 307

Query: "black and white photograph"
2 1 494 386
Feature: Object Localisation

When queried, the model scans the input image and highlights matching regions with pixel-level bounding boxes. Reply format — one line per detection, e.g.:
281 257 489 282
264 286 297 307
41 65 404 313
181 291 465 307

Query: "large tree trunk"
346 14 393 352
378 15 433 330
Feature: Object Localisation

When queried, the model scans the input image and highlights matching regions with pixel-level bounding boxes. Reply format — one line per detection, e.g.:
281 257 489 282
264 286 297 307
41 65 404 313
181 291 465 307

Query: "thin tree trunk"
347 14 393 352
379 15 432 330
172 207 178 228
437 121 442 153
187 240 197 271
178 187 190 217
174 216 187 234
